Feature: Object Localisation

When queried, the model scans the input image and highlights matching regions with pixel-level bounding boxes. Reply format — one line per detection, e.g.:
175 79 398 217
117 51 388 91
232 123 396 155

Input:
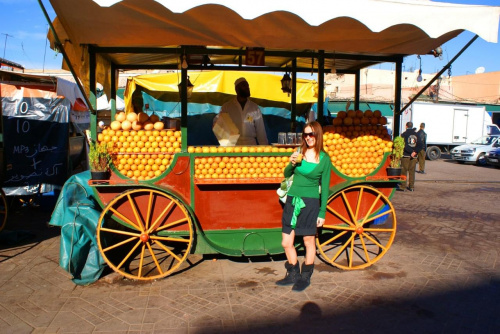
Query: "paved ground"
1 157 499 334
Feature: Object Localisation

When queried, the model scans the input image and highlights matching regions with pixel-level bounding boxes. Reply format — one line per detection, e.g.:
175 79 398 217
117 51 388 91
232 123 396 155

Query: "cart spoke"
362 210 392 225
354 187 364 222
326 205 355 227
360 193 382 226
348 236 355 268
152 239 182 262
102 236 138 253
155 218 189 232
359 234 371 264
341 191 357 225
150 235 190 243
362 233 387 251
145 241 164 276
138 243 146 278
363 227 395 233
322 224 355 231
145 191 154 230
329 233 355 263
319 230 349 248
117 239 143 270
148 200 175 234
109 207 142 231
100 227 141 237
127 193 146 232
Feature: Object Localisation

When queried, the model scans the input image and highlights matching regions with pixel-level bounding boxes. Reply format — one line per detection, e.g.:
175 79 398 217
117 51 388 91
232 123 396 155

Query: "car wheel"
476 153 487 166
426 146 441 161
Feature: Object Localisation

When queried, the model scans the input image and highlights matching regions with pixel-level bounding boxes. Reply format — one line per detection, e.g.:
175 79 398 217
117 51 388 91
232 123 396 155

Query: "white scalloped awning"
49 0 499 57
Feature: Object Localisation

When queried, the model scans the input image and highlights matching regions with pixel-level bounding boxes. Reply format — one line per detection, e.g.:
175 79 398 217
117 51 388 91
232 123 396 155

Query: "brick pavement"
0 159 499 333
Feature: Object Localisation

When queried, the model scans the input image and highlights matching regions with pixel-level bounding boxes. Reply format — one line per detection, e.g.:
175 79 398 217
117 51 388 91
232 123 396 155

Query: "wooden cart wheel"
97 189 194 280
317 185 396 270
0 188 7 232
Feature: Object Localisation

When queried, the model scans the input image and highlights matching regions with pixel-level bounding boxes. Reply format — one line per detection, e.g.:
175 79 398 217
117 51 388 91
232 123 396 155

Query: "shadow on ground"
203 278 500 334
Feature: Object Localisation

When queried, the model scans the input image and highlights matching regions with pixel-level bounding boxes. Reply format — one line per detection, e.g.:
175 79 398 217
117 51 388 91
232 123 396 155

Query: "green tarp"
328 101 394 117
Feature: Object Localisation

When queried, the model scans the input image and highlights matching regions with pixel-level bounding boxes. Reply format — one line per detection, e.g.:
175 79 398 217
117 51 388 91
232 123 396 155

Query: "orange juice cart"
42 0 498 281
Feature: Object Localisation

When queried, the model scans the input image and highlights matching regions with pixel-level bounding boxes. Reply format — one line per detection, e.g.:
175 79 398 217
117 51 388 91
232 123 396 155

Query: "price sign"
1 85 70 195
245 48 265 66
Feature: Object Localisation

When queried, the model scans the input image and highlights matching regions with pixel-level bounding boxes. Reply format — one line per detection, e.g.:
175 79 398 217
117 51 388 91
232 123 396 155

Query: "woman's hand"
316 218 325 227
290 151 300 166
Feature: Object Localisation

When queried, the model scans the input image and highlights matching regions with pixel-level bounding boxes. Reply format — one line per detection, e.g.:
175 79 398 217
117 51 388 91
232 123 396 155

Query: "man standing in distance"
217 77 268 145
398 122 423 192
417 123 427 174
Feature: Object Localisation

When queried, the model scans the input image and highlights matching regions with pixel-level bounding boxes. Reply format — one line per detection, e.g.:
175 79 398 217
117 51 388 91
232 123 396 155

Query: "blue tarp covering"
49 171 106 285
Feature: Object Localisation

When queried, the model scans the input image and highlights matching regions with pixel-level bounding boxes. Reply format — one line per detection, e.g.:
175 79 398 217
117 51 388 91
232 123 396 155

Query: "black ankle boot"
292 263 314 291
276 262 300 286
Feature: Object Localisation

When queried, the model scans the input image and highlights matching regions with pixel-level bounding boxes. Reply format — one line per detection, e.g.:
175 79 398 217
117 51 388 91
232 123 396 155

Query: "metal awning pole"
394 60 403 136
354 70 360 111
291 59 297 132
37 0 95 115
110 63 117 118
89 47 97 140
399 34 479 116
317 51 325 125
180 58 188 152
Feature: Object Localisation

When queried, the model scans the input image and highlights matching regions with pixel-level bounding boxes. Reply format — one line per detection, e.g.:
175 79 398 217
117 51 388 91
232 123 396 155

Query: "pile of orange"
98 128 182 156
187 146 294 154
97 112 182 180
194 155 289 179
111 153 174 180
323 110 393 178
109 111 164 132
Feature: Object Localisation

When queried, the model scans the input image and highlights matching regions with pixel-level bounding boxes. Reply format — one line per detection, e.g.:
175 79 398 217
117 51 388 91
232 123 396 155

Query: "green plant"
89 140 111 172
389 136 405 168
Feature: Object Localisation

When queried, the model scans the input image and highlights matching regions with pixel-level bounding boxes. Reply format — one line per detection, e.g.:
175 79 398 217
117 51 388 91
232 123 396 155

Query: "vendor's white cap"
234 77 247 87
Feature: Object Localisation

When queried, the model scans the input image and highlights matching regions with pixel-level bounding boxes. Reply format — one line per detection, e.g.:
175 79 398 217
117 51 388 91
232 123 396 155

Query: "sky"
1 0 500 76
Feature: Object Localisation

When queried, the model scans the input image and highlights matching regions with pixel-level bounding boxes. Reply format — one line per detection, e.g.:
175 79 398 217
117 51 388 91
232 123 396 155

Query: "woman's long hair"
300 121 324 160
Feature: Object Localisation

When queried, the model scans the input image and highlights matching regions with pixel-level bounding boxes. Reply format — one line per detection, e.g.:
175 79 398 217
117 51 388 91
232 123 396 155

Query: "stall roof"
48 0 500 73
0 69 57 90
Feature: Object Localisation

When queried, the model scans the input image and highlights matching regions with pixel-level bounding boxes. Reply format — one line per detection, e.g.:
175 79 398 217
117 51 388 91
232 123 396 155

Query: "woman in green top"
276 121 332 291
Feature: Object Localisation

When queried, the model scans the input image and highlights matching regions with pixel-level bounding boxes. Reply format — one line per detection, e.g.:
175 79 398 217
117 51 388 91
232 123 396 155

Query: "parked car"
450 135 500 166
485 142 500 168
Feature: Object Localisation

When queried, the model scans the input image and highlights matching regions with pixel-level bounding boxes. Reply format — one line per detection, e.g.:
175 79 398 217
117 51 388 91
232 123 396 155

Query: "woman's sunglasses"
302 132 316 139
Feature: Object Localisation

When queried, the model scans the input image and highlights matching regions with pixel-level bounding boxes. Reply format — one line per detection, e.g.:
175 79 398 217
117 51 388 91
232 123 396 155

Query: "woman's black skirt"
282 195 320 236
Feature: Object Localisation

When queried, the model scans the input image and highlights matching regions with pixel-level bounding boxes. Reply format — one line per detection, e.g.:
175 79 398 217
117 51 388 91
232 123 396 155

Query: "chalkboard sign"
1 85 70 195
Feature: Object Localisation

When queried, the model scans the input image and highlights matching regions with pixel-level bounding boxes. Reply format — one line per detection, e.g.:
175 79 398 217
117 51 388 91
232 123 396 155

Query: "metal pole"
399 35 479 115
2 33 13 59
291 59 297 132
394 60 403 136
180 62 188 152
354 70 360 111
89 46 97 140
110 63 117 119
317 51 325 125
